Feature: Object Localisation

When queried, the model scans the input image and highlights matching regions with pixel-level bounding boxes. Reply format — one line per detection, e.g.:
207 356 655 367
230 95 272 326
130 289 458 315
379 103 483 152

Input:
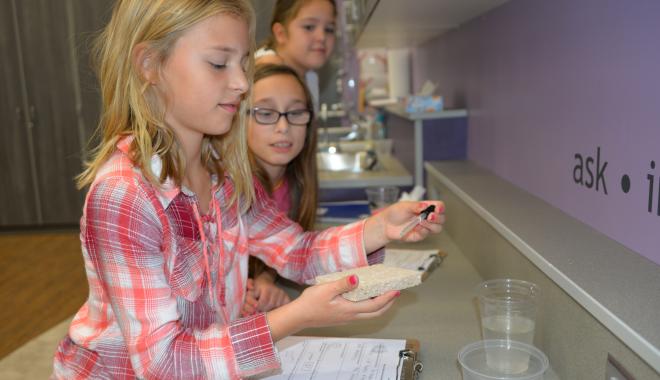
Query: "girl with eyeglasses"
242 64 318 316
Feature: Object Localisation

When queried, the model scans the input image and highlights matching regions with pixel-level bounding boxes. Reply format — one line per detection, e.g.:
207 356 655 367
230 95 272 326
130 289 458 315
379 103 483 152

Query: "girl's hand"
266 274 399 341
241 279 259 317
298 275 399 328
382 201 445 242
363 201 445 251
254 272 291 312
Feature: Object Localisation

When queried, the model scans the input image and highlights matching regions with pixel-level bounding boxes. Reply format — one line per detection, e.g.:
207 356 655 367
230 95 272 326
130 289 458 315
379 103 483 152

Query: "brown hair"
78 0 257 212
262 0 336 50
249 63 318 230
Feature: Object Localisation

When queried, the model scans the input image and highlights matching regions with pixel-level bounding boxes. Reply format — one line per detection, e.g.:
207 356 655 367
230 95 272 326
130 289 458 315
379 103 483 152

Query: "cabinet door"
14 0 112 225
69 0 114 150
0 0 40 226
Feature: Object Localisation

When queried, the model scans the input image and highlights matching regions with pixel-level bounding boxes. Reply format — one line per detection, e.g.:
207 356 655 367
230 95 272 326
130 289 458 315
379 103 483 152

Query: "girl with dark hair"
256 0 337 112
242 64 319 315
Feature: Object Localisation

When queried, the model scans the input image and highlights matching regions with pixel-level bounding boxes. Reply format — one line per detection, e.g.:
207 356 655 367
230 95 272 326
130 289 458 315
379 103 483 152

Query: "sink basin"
317 151 380 173
317 139 393 154
318 126 355 142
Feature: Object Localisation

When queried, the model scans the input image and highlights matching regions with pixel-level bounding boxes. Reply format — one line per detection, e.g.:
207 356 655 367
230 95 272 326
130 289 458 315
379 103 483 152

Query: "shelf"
384 104 468 121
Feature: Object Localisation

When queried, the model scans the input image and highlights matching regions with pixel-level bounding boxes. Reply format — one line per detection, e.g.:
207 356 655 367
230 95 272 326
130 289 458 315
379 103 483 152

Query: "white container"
458 340 549 380
386 48 411 99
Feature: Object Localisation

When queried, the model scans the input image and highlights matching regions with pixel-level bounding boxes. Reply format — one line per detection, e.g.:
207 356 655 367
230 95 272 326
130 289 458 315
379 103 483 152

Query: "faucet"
318 103 341 153
339 120 362 142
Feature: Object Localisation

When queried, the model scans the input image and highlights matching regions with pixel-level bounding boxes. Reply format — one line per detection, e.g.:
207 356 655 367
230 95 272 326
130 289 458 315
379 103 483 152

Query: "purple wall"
413 0 660 265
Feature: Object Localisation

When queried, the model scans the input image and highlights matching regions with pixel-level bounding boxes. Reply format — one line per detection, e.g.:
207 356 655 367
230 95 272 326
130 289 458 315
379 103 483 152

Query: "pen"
399 205 435 238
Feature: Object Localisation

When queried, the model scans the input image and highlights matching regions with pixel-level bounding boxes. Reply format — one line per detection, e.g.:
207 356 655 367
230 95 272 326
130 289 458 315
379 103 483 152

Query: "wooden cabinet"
0 0 113 226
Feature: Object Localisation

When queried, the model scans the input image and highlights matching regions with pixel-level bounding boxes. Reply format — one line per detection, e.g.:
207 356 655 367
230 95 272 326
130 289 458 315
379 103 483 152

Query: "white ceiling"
357 0 510 48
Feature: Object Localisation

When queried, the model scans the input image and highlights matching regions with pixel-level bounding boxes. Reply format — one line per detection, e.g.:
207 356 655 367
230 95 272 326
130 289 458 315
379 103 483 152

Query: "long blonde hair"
78 0 257 212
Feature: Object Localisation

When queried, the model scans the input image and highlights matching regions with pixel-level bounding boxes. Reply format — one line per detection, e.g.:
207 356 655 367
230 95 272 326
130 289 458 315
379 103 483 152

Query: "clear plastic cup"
477 279 539 372
458 340 549 380
365 186 400 211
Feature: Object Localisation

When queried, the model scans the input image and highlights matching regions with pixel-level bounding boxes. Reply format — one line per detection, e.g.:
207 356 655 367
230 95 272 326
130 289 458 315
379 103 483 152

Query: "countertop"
318 154 412 189
0 229 558 378
289 231 559 379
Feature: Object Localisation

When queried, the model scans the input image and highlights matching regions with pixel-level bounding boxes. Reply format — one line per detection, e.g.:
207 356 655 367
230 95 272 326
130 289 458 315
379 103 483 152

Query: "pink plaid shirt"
52 137 368 379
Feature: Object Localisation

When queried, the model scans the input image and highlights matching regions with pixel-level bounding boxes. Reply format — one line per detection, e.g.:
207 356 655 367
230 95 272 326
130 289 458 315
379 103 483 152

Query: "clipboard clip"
396 348 423 380
417 253 441 271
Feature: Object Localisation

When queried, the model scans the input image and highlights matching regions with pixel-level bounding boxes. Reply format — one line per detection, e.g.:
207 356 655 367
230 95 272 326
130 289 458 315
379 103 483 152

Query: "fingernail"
428 213 436 222
349 275 358 285
395 291 401 297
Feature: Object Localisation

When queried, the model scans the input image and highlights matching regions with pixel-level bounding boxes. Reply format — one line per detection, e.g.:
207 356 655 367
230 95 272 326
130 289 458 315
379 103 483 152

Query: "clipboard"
397 339 423 380
421 249 447 281
384 248 448 281
268 335 423 379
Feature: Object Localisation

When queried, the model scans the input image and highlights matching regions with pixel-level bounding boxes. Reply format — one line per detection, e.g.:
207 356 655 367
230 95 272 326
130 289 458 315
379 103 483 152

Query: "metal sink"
317 138 393 154
317 151 380 173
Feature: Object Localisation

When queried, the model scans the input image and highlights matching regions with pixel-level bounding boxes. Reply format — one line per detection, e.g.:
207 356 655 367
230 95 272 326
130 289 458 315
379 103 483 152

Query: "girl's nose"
274 116 289 133
314 27 326 42
231 67 248 94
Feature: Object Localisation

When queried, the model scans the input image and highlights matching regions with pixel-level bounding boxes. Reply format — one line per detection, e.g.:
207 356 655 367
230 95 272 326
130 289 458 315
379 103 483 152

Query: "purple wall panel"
387 113 467 186
413 0 660 264
421 118 468 161
387 114 416 176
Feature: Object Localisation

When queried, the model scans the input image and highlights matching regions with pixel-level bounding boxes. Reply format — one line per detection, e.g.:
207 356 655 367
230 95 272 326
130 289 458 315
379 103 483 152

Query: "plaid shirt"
52 137 368 379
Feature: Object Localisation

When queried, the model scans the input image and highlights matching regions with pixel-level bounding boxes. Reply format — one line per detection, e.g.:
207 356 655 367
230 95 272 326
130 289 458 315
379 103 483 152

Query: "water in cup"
482 315 536 373
482 315 535 344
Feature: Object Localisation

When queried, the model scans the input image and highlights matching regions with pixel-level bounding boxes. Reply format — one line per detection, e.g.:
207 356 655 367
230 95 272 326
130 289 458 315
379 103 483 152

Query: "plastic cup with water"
477 279 539 374
365 186 400 212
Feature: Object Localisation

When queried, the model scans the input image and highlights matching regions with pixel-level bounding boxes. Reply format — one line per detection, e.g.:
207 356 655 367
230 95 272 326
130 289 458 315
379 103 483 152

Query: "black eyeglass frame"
249 107 312 126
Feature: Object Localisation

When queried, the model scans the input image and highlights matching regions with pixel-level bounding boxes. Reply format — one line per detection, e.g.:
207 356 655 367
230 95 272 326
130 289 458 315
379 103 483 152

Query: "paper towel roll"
387 49 411 99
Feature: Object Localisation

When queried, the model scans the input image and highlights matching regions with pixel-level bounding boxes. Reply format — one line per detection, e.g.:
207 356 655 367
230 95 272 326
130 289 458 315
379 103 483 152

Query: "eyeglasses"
250 107 311 126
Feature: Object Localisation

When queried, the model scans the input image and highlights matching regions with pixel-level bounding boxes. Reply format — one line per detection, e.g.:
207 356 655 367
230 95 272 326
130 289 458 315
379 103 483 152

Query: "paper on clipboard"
383 248 442 272
264 336 407 380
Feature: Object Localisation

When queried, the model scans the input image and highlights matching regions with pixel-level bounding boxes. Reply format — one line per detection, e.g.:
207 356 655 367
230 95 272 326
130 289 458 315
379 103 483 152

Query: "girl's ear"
133 42 159 84
272 22 287 46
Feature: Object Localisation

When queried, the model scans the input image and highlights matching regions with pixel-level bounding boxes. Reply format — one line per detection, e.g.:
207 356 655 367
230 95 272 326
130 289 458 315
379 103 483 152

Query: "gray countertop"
290 232 559 379
318 154 412 189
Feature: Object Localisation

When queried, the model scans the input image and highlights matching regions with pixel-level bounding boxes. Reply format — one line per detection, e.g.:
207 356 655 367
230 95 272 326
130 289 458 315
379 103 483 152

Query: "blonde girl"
52 1 445 379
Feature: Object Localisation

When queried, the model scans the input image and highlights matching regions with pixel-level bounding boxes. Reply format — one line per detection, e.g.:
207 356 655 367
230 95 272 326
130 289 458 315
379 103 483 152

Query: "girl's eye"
303 24 315 32
257 109 275 117
210 62 226 70
324 26 335 35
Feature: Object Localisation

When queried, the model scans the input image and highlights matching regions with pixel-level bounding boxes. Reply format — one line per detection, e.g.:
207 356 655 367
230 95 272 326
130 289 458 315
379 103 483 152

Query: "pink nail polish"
349 275 358 285
395 291 401 297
